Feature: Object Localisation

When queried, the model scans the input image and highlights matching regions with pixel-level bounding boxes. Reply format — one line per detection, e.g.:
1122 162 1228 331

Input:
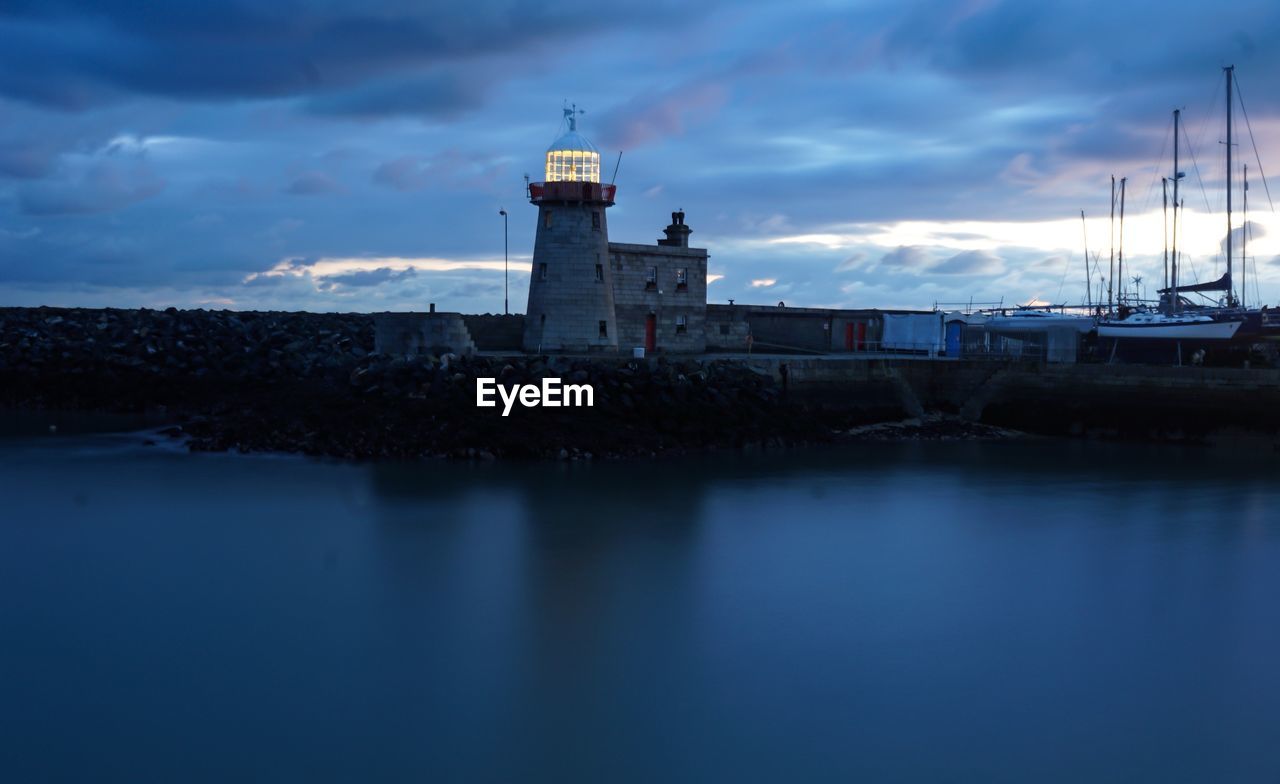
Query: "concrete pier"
736 355 1280 442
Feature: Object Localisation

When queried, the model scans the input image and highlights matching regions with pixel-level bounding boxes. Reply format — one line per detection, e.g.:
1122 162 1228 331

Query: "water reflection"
1 438 1279 781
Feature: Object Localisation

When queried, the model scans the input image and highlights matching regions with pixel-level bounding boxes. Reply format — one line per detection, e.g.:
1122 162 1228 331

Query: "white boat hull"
1097 320 1242 340
987 316 1095 334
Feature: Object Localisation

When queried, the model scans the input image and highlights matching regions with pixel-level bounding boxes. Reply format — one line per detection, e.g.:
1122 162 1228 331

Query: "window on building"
645 266 657 290
675 315 688 334
595 263 604 282
592 211 601 230
543 210 553 229
598 320 608 338
676 268 688 290
539 263 548 281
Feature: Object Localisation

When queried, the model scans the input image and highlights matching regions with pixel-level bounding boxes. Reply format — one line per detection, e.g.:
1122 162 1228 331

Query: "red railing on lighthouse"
528 181 616 204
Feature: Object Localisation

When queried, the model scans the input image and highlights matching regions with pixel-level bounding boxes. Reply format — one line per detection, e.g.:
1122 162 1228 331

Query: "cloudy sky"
3 0 1280 313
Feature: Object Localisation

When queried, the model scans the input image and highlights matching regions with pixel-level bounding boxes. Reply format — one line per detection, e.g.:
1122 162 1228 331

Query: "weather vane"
563 100 586 131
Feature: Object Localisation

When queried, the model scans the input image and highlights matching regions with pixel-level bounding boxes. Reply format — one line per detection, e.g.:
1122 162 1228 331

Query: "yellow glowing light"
545 149 600 182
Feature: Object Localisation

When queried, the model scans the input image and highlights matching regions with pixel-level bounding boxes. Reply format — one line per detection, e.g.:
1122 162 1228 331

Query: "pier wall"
7 306 1280 454
740 356 1280 442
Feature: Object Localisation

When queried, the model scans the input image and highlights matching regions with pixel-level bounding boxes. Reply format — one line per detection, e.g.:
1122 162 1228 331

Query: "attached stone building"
609 212 708 354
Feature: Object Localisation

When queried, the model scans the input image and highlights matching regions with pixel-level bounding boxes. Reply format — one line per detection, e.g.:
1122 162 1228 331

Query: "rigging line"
1054 267 1068 303
1184 118 1216 215
1233 72 1276 213
1187 75 1222 177
1174 196 1202 287
1183 75 1224 274
1139 113 1175 216
1183 125 1224 270
1185 76 1222 193
1247 220 1260 307
1055 243 1072 303
1184 74 1230 277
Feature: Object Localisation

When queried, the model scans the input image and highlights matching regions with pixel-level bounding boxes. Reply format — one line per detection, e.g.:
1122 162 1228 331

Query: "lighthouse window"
544 210 553 228
676 315 688 334
545 149 601 183
645 266 657 290
676 268 688 290
539 263 548 281
592 211 601 230
598 320 608 338
595 263 603 282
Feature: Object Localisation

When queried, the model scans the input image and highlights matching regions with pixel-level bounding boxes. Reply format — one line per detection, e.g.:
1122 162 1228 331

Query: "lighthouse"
523 106 619 353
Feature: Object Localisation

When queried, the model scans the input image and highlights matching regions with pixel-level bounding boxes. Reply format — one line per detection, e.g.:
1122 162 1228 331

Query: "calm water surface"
2 433 1279 782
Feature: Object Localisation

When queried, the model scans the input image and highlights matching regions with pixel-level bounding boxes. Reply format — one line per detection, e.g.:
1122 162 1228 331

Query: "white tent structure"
881 313 944 356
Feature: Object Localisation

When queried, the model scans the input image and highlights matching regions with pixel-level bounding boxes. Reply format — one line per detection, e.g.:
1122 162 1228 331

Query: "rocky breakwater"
0 307 899 460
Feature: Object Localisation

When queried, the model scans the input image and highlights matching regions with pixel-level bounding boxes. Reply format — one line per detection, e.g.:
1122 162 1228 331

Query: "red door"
856 322 867 350
844 323 854 351
645 314 656 352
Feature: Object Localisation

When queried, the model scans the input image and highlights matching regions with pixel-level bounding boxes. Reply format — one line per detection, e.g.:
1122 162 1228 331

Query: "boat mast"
1081 210 1091 311
1225 65 1236 308
1243 163 1249 309
1108 175 1116 315
1172 109 1181 314
1118 177 1127 305
1162 178 1169 306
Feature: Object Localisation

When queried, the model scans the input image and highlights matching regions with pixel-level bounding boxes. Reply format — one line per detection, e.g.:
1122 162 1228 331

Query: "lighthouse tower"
522 106 618 353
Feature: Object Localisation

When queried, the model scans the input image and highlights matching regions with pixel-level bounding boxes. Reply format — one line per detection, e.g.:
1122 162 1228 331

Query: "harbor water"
2 433 1279 781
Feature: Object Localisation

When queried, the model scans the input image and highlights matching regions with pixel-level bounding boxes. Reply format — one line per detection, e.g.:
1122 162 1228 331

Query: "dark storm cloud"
875 0 1280 85
0 1 698 111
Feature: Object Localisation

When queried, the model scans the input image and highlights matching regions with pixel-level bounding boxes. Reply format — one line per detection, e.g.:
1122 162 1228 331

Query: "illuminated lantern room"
545 105 600 183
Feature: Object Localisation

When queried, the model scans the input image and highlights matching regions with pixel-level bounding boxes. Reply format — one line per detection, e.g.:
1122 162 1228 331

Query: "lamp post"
499 208 508 315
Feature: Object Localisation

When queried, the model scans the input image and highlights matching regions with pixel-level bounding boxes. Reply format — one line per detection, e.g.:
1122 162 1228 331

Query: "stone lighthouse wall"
522 194 618 353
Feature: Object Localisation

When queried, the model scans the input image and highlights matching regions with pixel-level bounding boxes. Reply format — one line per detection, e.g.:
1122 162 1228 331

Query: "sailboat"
1158 65 1280 340
1096 309 1242 339
1098 72 1246 343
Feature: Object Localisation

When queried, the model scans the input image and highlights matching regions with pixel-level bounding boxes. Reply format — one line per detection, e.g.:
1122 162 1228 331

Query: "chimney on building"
658 209 691 248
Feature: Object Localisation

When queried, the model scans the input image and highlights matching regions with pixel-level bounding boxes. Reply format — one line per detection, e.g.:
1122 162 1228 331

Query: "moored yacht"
987 308 1095 333
1097 310 1243 340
